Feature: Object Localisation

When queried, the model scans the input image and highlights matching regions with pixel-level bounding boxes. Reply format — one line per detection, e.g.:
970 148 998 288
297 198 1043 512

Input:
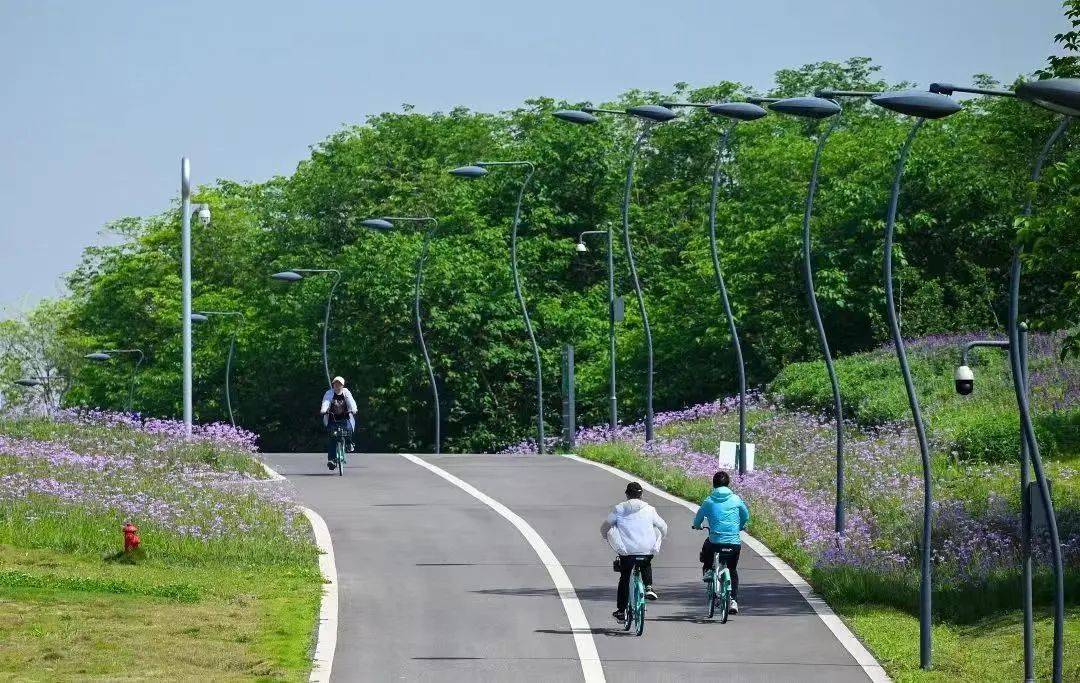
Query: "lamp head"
14 378 41 387
361 218 395 231
575 241 588 253
270 271 303 283
448 165 488 179
626 104 678 122
954 365 975 395
85 352 112 361
769 97 841 119
708 102 768 121
1015 78 1080 116
553 109 599 125
190 313 209 323
871 90 962 119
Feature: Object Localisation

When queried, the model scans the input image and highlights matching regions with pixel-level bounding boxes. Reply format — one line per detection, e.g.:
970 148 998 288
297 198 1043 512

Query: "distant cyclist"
601 481 668 622
692 471 750 614
320 376 357 470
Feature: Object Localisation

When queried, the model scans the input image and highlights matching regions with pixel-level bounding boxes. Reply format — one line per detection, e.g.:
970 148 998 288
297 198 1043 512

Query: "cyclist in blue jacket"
691 471 750 614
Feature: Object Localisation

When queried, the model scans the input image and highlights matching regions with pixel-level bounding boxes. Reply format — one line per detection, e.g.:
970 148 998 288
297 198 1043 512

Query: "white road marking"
400 453 606 683
262 461 339 683
562 453 890 683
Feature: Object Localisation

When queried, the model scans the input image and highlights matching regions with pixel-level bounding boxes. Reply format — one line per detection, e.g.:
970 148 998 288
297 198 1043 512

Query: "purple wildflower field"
0 409 310 562
503 389 1079 592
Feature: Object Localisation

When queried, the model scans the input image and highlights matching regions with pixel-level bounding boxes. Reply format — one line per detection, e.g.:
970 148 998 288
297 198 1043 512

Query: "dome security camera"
197 206 211 226
954 365 974 395
575 242 587 253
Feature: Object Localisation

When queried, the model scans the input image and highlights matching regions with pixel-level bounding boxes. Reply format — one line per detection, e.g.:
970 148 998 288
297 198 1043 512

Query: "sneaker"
645 587 658 601
347 442 355 453
612 609 625 621
728 599 739 614
327 461 337 471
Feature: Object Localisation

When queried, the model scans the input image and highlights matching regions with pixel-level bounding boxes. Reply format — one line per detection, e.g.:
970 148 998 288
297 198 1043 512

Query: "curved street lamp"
929 78 1074 683
271 269 342 389
449 160 546 453
84 348 144 413
363 216 443 455
554 104 677 441
192 312 244 427
759 95 846 524
574 228 618 430
181 158 211 438
827 88 961 671
664 100 767 476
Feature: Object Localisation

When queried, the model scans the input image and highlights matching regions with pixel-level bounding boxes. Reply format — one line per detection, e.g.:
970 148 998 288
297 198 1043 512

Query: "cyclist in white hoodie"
601 481 668 621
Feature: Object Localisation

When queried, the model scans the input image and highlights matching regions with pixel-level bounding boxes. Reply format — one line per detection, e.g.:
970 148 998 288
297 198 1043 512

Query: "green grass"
577 442 1077 681
0 416 322 680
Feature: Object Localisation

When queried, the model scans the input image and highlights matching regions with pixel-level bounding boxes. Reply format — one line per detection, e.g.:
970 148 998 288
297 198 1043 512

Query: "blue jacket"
692 487 749 545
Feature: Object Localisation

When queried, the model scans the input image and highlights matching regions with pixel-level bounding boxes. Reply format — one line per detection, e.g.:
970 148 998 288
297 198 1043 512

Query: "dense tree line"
14 53 1078 452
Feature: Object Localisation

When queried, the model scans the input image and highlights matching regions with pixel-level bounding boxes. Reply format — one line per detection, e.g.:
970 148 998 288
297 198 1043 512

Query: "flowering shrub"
0 411 310 564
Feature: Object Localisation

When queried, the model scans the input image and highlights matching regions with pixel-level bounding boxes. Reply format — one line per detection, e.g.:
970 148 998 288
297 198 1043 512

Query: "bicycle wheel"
336 438 344 476
635 584 646 637
719 570 731 624
706 570 716 619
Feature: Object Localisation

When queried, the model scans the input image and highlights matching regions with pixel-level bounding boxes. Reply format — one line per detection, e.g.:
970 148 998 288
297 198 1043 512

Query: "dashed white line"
400 453 606 683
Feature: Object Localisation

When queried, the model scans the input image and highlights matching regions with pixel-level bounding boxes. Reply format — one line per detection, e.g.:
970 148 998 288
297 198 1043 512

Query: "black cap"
625 482 643 497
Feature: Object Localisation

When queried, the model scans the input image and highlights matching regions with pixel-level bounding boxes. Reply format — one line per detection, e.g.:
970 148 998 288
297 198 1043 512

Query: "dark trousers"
326 418 353 461
700 541 741 599
616 555 653 610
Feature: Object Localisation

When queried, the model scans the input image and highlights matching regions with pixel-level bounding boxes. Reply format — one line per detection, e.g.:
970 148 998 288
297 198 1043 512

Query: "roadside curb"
262 462 338 683
562 453 890 683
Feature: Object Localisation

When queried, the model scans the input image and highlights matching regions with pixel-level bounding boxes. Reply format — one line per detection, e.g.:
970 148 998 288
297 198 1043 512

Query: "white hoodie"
601 499 668 556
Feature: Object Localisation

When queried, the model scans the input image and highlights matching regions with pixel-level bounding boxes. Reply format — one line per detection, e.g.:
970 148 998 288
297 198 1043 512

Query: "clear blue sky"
0 0 1066 316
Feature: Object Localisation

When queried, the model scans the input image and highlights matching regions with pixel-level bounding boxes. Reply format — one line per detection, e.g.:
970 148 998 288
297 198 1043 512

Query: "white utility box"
717 441 755 473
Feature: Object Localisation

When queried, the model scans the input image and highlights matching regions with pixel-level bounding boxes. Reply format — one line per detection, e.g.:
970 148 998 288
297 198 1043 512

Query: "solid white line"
400 453 605 683
301 505 339 683
561 453 890 683
261 460 339 683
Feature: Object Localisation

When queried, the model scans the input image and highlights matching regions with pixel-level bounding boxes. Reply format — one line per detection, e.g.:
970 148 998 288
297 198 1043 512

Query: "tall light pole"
753 94 848 521
554 104 678 441
664 100 767 475
85 349 144 413
449 161 546 452
828 89 960 670
270 269 343 389
181 158 211 438
574 228 618 430
362 216 443 455
191 312 244 427
929 79 1073 683
933 78 1076 683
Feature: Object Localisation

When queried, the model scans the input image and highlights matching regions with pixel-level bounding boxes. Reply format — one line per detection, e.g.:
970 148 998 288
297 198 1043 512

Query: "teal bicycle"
621 555 649 636
697 528 736 623
327 421 349 476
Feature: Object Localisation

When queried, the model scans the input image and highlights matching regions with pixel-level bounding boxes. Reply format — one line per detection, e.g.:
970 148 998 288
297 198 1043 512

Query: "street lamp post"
554 104 677 441
449 161 547 453
270 269 343 389
757 95 846 523
843 89 961 670
85 349 144 413
930 79 1075 683
574 228 618 431
191 312 244 427
363 216 443 455
181 158 211 438
664 100 768 476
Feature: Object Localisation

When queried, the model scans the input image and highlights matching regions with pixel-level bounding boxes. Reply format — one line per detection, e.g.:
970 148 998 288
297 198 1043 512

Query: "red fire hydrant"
122 522 140 554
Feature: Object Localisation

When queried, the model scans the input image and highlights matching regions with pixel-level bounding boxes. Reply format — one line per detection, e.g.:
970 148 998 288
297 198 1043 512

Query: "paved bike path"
266 452 872 682
263 453 583 681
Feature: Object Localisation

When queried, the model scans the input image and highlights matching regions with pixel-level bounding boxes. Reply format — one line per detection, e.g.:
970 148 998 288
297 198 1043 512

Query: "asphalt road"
263 452 875 682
